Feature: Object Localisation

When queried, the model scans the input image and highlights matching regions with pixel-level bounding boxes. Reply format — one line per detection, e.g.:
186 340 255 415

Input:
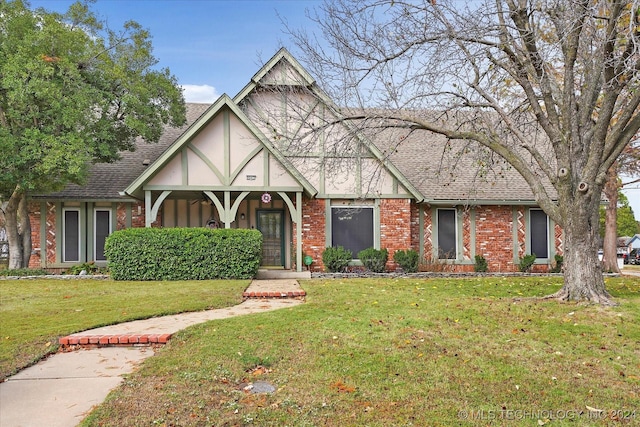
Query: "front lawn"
82 277 639 426
0 278 249 380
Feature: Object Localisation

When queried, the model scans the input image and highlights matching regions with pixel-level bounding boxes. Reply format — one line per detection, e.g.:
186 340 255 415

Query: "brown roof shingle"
376 130 554 203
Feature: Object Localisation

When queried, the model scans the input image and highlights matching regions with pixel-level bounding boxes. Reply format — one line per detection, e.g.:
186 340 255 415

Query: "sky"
29 0 321 101
22 0 640 220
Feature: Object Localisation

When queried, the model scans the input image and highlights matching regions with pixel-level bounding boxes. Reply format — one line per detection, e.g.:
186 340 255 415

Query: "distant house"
27 49 563 273
626 235 640 252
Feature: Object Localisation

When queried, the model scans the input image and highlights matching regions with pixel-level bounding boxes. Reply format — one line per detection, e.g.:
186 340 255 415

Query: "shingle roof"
374 129 556 203
33 101 555 205
32 103 210 201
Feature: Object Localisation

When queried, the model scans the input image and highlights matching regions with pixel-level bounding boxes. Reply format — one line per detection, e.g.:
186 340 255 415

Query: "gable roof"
123 94 317 200
233 48 316 104
234 48 426 202
34 49 555 206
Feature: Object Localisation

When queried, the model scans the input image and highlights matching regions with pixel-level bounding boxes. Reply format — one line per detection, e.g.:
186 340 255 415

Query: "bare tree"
276 0 640 305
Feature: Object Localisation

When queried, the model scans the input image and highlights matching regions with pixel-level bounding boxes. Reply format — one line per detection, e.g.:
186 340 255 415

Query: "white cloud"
181 84 219 103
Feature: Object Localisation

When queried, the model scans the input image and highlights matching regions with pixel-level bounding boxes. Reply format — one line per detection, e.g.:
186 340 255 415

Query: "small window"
94 209 111 261
529 209 549 259
63 209 80 262
437 209 457 259
331 207 374 257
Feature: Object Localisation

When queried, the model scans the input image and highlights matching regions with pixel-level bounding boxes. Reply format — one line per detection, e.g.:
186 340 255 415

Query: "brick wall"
296 196 326 271
462 208 472 261
379 199 412 270
475 205 516 272
409 202 421 252
422 206 434 261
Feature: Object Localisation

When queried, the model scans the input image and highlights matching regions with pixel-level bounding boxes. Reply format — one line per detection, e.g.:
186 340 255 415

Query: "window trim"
528 208 550 261
94 208 112 262
62 208 81 263
436 208 458 260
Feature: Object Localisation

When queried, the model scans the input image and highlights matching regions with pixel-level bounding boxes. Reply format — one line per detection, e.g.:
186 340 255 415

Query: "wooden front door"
257 210 284 267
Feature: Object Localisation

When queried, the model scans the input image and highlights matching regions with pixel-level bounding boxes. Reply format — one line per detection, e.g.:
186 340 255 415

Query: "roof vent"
142 159 151 166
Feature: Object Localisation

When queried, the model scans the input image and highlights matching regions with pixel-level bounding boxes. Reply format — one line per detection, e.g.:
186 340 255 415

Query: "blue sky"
29 0 321 102
22 1 640 218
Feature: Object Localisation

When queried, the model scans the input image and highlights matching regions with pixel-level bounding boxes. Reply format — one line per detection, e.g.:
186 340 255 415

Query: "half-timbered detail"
28 49 563 273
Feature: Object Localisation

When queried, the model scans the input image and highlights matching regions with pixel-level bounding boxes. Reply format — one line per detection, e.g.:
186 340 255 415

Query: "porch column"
296 191 302 272
224 191 231 229
278 191 304 272
145 190 171 227
144 190 152 227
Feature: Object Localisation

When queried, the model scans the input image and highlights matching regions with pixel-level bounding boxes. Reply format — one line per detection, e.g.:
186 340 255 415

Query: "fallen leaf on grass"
331 380 356 393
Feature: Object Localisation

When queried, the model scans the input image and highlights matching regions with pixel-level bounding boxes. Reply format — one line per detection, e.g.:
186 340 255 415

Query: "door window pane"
95 210 111 261
530 209 549 258
257 210 283 266
63 209 80 262
331 207 373 257
437 209 456 259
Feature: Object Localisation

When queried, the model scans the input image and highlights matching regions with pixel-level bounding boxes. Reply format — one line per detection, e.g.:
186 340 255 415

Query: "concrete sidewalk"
0 279 305 427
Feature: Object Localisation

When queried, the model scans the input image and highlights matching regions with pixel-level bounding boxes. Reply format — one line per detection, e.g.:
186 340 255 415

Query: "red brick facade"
24 197 559 273
26 201 156 270
475 205 516 272
295 196 326 272
379 199 412 270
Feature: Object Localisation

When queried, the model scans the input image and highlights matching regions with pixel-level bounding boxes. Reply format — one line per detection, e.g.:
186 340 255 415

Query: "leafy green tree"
0 0 186 268
600 192 640 238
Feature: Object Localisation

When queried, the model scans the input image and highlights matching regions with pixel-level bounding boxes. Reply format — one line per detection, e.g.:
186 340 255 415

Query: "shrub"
550 254 564 273
393 249 419 273
518 254 537 272
322 246 352 272
105 228 262 280
474 255 488 272
358 247 388 273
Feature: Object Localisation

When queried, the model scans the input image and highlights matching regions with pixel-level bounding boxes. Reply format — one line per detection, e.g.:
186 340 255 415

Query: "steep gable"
235 48 425 201
123 94 316 200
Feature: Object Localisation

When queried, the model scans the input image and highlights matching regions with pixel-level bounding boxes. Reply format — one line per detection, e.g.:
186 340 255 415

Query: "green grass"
80 276 640 427
0 278 249 380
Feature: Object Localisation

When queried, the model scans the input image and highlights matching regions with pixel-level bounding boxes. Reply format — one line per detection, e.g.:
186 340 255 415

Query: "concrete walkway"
0 279 305 427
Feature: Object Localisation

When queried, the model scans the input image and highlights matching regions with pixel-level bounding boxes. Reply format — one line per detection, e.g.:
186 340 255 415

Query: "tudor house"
26 48 562 273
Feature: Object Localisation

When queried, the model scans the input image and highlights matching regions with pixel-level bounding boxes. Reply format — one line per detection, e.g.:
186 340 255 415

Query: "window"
437 209 457 259
529 209 549 259
63 209 80 262
331 207 374 258
94 209 111 261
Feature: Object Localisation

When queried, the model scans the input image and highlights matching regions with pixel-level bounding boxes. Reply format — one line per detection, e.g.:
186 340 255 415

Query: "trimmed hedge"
104 228 262 280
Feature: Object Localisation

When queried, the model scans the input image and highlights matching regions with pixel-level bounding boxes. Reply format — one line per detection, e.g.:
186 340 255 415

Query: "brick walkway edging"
242 290 306 298
59 287 305 350
59 333 172 347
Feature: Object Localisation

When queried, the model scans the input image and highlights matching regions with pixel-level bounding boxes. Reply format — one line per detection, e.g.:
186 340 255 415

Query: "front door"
257 210 284 267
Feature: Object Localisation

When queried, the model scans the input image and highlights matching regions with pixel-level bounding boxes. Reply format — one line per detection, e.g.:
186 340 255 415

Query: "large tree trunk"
601 167 620 273
5 187 31 270
549 195 615 305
